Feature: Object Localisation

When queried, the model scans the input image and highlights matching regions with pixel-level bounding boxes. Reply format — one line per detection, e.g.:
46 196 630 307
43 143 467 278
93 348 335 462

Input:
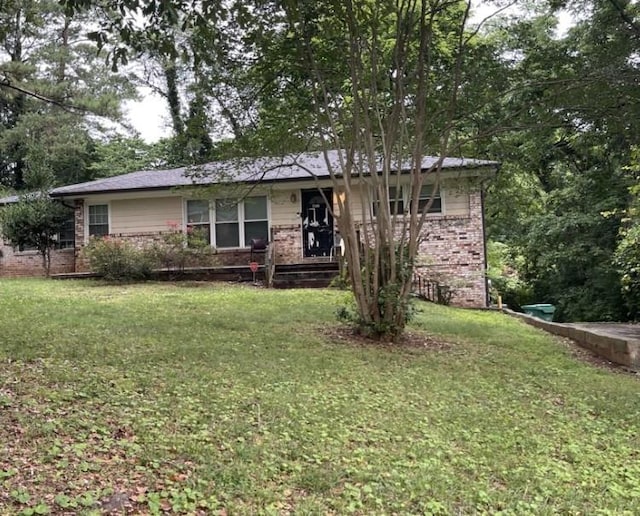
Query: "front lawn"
1 280 639 514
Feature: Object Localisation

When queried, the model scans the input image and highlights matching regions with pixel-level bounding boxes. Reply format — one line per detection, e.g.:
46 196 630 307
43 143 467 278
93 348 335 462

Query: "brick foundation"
271 225 303 264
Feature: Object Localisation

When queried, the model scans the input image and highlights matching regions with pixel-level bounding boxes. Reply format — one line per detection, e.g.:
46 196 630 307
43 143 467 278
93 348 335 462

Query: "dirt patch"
555 335 640 377
322 325 452 352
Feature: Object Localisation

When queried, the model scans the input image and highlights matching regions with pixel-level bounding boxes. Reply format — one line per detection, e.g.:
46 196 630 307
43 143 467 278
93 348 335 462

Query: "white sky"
124 1 572 143
123 87 170 143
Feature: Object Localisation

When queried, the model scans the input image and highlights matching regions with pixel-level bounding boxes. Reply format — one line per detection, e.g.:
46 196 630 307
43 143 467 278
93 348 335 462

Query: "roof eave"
49 163 499 198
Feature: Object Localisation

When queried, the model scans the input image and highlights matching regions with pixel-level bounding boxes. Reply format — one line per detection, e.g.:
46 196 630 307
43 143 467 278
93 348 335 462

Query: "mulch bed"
322 325 452 352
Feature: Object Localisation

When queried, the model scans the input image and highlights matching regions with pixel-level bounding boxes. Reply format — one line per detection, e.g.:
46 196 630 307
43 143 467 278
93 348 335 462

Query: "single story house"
0 150 498 307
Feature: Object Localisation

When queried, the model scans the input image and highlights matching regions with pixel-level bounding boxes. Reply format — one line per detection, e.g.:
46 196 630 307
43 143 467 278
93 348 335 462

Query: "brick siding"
0 245 75 277
416 191 487 307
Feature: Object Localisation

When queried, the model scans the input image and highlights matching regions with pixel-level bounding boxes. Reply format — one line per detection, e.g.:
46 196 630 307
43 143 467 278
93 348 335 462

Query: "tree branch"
607 0 640 39
0 76 89 113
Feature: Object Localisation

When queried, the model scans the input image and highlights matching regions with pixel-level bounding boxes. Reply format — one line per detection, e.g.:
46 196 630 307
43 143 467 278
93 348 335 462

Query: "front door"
301 188 333 257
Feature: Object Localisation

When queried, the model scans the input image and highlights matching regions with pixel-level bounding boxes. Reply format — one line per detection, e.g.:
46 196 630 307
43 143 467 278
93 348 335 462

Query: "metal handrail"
411 269 452 305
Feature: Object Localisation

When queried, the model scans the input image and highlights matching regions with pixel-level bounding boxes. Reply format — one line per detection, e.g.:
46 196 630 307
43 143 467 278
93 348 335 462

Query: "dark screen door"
301 188 333 257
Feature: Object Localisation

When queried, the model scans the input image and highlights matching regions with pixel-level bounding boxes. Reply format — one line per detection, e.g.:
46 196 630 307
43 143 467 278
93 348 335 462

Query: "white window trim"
417 184 444 215
86 203 111 240
183 196 271 249
370 183 445 217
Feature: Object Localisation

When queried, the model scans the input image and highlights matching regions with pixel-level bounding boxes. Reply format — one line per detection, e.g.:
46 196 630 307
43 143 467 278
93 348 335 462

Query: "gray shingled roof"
50 150 498 197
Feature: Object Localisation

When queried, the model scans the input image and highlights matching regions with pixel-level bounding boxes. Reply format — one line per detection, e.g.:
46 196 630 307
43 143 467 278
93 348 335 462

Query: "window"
372 186 404 216
242 196 269 246
417 184 442 214
371 185 442 216
186 200 211 245
184 196 269 248
57 213 75 249
215 199 239 248
88 204 109 237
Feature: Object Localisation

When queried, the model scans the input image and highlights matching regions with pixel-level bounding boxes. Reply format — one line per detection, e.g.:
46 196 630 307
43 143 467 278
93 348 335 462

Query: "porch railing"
265 241 276 288
411 270 453 305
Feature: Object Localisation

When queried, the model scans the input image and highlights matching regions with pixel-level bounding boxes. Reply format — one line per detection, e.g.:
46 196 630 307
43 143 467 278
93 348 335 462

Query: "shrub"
84 236 155 281
614 224 640 319
148 227 217 273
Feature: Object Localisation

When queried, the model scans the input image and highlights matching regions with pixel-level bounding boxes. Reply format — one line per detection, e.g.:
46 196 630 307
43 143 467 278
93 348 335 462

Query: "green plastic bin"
521 304 556 322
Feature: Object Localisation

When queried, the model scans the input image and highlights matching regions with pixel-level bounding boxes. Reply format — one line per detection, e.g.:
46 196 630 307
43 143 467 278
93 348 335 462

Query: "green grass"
1 279 639 515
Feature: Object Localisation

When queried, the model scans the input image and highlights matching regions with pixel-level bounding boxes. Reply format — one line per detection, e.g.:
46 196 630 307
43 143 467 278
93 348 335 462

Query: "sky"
123 89 170 143
124 1 572 144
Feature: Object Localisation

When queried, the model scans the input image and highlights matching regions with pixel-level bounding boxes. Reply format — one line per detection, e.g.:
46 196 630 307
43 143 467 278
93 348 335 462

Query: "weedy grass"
1 279 639 515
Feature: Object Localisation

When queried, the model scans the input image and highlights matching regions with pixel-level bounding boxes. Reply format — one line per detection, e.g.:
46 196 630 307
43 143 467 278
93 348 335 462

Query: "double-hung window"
215 199 239 248
57 212 75 249
242 196 269 246
215 196 269 248
417 184 442 214
372 185 404 216
88 204 109 237
186 200 211 245
372 185 442 216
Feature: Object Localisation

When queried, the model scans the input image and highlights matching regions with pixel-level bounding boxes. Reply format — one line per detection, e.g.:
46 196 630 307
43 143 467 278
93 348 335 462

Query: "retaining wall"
505 309 640 372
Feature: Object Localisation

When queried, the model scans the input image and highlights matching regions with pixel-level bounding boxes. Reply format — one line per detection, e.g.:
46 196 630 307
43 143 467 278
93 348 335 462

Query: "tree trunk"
163 57 184 136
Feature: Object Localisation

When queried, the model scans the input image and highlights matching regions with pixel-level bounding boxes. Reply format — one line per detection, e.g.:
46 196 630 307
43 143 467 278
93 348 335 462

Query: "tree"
0 193 71 276
0 0 136 189
271 0 492 339
613 147 640 320
479 0 640 321
88 136 171 178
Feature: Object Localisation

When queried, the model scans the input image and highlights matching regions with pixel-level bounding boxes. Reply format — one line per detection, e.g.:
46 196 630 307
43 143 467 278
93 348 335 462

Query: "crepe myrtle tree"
0 193 72 276
273 0 478 340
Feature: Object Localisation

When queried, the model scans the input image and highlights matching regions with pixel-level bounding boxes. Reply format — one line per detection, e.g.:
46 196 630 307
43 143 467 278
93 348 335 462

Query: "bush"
84 236 155 281
149 227 215 272
614 224 640 319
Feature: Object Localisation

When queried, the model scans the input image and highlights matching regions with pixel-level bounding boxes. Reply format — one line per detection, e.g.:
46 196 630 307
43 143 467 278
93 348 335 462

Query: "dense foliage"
0 0 139 189
483 0 640 321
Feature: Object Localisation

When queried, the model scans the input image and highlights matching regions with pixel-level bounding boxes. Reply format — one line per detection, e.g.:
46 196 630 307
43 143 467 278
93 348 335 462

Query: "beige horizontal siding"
270 190 301 226
443 185 469 216
111 197 183 233
104 182 471 236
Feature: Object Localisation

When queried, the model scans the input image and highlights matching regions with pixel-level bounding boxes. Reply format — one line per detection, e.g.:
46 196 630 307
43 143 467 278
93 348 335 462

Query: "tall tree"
0 0 136 189
62 0 508 339
482 0 640 321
